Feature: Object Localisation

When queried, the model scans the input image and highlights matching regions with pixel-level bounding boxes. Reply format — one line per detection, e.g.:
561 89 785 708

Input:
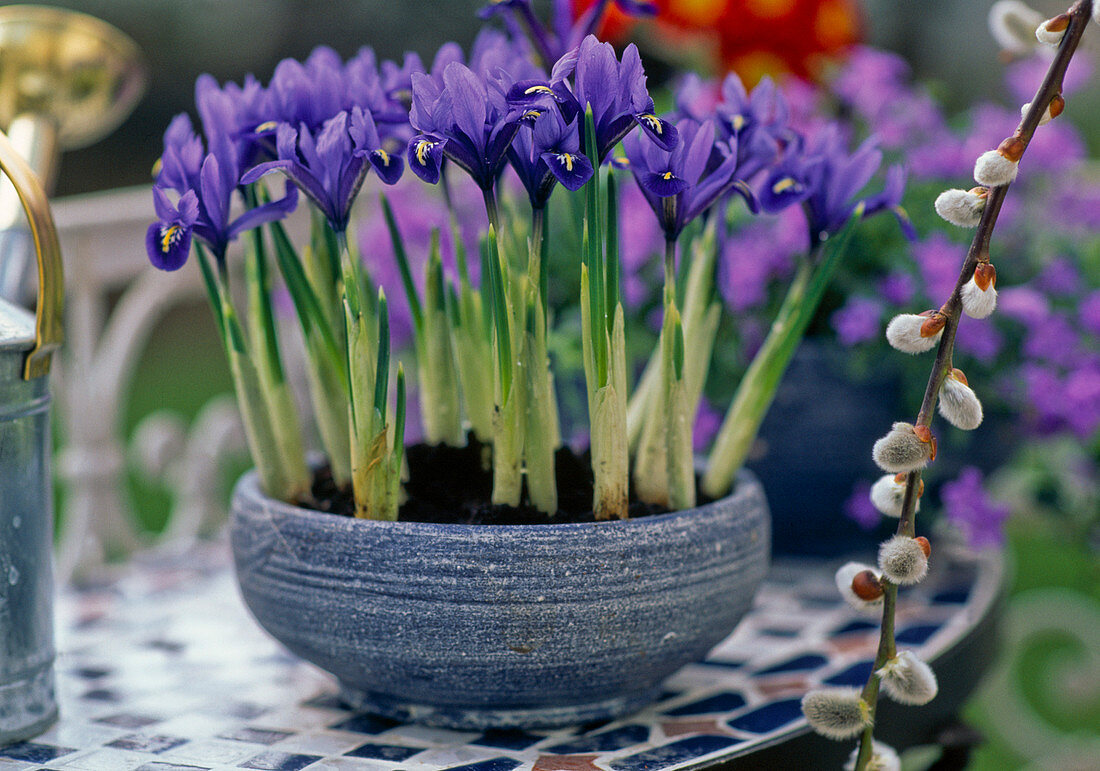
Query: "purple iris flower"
267 47 347 132
508 110 593 208
758 124 914 248
155 114 204 193
677 72 791 181
940 467 1010 549
510 35 676 163
146 188 198 271
479 0 656 65
623 117 749 243
407 61 521 192
147 119 299 271
195 73 274 171
242 107 402 233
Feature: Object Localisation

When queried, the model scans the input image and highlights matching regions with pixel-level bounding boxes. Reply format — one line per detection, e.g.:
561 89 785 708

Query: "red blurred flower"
578 0 863 84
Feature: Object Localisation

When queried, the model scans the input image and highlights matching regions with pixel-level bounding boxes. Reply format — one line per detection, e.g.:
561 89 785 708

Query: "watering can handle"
0 127 63 380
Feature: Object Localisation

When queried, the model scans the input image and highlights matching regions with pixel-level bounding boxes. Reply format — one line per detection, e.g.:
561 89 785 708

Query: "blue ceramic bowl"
230 470 770 729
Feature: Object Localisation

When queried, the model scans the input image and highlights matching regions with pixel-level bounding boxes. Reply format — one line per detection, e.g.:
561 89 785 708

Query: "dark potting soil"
300 434 686 525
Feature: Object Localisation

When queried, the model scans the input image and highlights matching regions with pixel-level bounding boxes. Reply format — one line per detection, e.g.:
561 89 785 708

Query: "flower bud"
845 741 901 771
914 536 932 558
961 265 998 319
974 149 1019 187
895 472 925 499
878 534 929 585
934 187 987 227
1021 93 1064 126
870 474 921 518
801 688 872 740
879 651 938 705
885 312 943 354
1095 4 1100 26
989 1 1044 54
873 422 934 474
836 562 885 609
939 368 984 430
1036 13 1070 46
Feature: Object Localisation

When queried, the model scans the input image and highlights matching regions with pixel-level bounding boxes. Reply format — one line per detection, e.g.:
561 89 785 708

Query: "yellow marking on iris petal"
525 85 555 95
640 114 663 134
731 114 746 131
160 225 181 253
151 158 162 178
523 109 542 121
662 171 673 180
415 139 433 166
255 120 279 133
771 177 798 195
375 148 390 165
558 153 575 172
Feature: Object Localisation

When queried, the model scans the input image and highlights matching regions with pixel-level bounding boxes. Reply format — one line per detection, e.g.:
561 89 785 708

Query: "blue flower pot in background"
230 469 770 729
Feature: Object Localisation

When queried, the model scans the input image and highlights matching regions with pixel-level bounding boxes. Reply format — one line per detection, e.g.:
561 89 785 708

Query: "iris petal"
541 150 593 191
146 220 192 271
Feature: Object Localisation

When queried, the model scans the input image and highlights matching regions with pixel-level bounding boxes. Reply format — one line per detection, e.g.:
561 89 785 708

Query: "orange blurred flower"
580 0 863 84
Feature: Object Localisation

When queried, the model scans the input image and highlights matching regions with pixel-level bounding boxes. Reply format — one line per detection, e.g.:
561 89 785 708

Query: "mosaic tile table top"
1 541 1003 771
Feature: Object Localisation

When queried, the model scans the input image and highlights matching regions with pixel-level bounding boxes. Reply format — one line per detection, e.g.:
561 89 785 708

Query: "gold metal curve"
0 5 147 150
0 127 62 380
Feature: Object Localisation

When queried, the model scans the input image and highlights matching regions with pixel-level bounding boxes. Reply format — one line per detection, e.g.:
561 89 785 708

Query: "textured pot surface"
230 470 770 729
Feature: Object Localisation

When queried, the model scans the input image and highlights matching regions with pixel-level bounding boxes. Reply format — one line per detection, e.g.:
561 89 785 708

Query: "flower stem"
854 5 1093 766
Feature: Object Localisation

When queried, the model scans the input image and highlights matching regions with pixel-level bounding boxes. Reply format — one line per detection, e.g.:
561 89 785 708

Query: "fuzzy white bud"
989 1 1044 53
974 149 1019 187
872 422 933 474
939 371 984 430
879 651 939 706
934 188 986 227
870 474 920 518
835 561 884 611
1036 17 1067 46
885 314 941 354
801 688 871 740
878 534 930 585
961 276 998 318
845 741 901 771
1021 101 1055 126
1095 5 1100 26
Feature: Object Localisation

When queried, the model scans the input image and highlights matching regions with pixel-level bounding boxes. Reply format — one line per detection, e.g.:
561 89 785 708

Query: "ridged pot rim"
232 466 764 536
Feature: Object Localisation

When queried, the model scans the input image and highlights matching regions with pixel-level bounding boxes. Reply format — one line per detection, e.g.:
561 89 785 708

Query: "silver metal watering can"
0 127 63 744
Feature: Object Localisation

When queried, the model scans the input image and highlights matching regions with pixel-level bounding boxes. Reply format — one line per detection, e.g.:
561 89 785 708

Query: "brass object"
0 126 62 379
0 5 145 303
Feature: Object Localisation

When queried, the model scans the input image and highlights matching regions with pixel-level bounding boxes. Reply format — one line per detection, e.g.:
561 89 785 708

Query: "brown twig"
854 3 1094 768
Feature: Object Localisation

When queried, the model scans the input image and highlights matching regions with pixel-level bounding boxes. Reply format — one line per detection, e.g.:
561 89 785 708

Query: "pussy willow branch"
855 3 1093 768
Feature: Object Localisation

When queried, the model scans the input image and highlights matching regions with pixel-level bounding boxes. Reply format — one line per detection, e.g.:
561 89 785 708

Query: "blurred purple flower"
879 272 916 305
1063 362 1100 438
831 296 883 346
955 318 1003 364
616 179 663 306
1038 257 1081 296
759 124 914 246
1022 363 1065 430
1023 313 1080 368
913 233 963 302
998 286 1050 326
1080 290 1100 336
941 467 1010 549
843 480 881 530
693 398 722 453
1006 52 1093 103
357 173 482 347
